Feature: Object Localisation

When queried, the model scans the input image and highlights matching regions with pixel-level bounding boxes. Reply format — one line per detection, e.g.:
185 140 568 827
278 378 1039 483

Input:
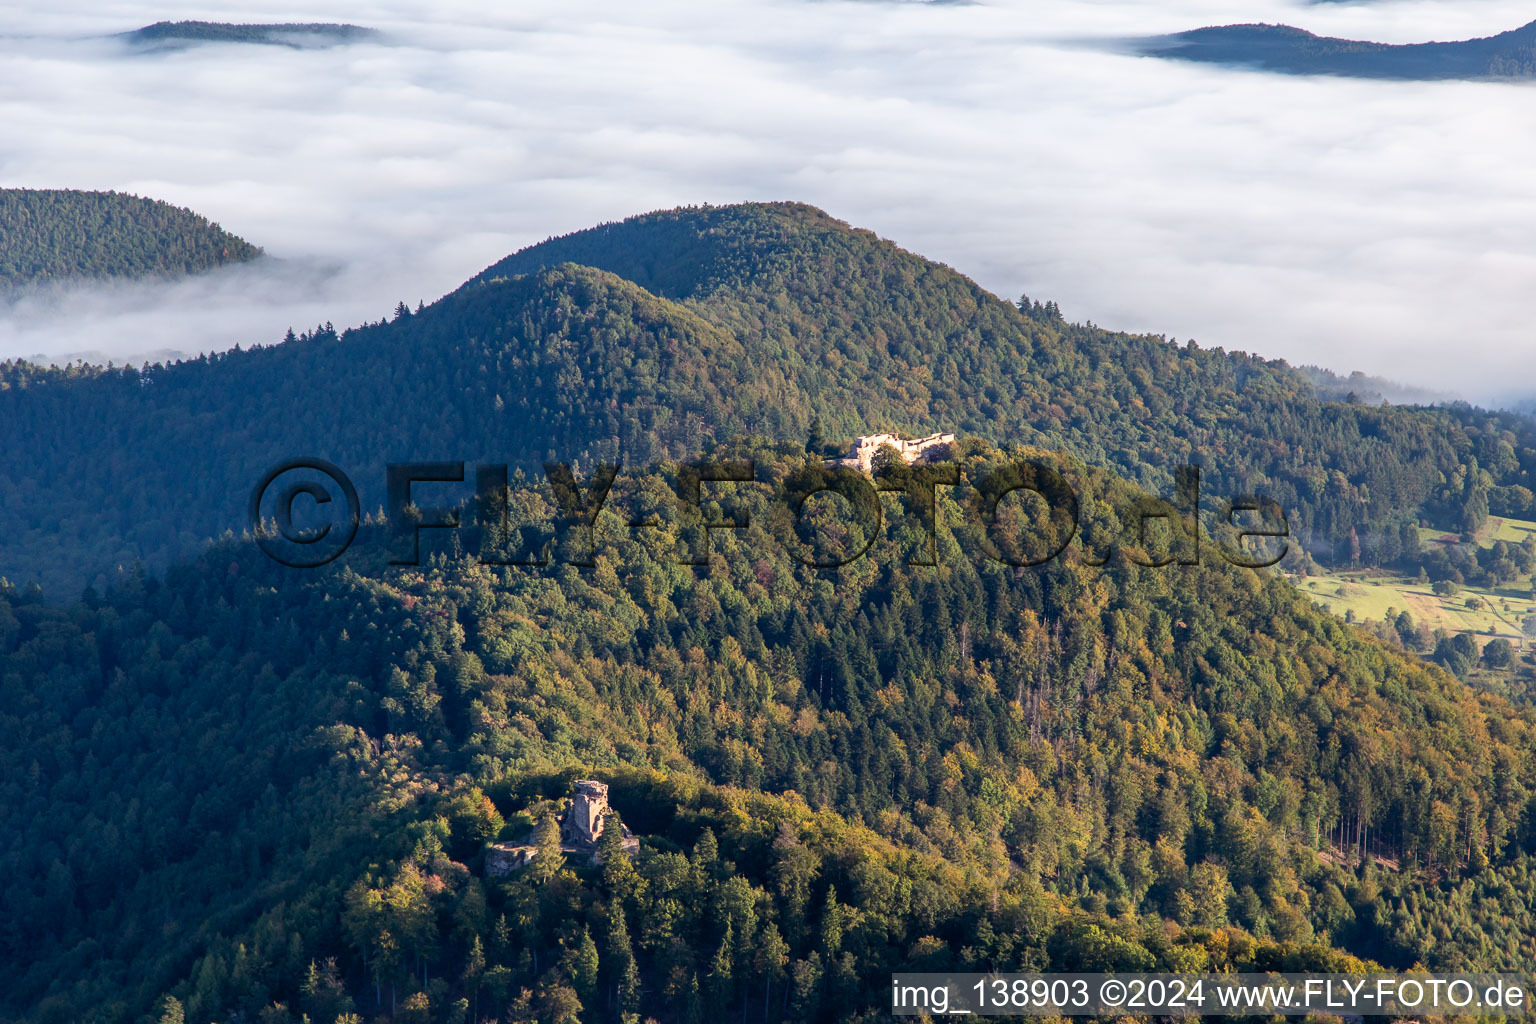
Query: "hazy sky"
2 0 1533 402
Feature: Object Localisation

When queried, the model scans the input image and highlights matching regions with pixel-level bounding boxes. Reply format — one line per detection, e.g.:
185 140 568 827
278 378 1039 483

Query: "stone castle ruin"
828 432 956 473
564 779 613 846
485 779 638 876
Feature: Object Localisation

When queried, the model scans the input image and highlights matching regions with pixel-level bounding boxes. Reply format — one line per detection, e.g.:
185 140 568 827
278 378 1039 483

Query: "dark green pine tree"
603 905 641 1017
806 415 826 455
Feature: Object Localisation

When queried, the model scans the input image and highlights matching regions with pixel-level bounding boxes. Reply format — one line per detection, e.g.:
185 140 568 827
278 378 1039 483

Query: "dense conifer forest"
0 189 260 290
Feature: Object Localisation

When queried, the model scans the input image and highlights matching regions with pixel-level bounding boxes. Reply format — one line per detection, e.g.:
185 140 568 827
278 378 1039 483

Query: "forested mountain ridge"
0 188 261 290
121 22 381 50
423 202 1536 564
5 444 1532 1024
1137 19 1536 79
3 202 1527 600
0 263 768 596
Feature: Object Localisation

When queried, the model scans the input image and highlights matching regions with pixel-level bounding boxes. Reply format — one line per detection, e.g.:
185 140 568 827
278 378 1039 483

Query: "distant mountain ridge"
0 188 261 290
120 21 380 50
1138 19 1536 79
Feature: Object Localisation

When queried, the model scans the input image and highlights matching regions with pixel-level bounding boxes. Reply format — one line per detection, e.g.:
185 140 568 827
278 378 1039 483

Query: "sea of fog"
1 0 1533 402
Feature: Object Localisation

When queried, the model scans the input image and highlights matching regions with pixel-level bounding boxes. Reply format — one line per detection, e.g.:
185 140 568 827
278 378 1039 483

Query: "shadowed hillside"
4 203 1536 598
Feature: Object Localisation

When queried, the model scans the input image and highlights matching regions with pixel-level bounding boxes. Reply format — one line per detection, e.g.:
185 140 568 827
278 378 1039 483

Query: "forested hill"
8 204 1536 1024
5 445 1534 1024
0 188 261 290
3 202 1535 599
121 21 381 50
1137 19 1536 79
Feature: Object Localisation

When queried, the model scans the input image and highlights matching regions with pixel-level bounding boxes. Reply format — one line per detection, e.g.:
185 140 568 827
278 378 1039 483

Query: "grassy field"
1298 515 1536 647
1417 514 1536 549
1296 572 1534 644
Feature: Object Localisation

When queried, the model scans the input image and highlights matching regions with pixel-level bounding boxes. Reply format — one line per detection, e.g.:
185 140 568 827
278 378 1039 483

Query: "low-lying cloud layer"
2 0 1533 402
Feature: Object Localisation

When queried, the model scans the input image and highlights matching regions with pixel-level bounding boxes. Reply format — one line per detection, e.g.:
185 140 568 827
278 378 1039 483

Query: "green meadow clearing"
1296 572 1532 642
1297 514 1536 649
1418 513 1536 549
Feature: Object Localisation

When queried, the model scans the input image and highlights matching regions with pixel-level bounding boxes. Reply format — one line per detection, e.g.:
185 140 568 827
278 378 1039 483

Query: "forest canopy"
5 442 1529 1024
0 188 261 290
